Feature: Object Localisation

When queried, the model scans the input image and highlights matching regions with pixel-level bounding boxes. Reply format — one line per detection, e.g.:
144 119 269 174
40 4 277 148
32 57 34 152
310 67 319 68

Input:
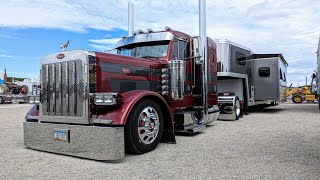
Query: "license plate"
54 129 69 142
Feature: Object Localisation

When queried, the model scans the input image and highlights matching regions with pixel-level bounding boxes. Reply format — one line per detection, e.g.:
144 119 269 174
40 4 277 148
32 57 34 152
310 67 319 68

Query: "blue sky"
0 0 319 86
0 27 126 79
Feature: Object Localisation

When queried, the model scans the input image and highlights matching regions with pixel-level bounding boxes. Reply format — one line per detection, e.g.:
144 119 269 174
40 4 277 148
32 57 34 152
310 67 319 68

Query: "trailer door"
252 58 280 101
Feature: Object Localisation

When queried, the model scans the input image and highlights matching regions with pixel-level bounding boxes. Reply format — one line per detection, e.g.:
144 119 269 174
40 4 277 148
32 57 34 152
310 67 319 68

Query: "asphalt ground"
0 102 320 179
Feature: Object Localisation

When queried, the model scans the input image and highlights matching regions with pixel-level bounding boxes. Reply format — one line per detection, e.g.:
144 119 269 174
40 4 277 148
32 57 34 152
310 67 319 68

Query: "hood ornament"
60 40 70 51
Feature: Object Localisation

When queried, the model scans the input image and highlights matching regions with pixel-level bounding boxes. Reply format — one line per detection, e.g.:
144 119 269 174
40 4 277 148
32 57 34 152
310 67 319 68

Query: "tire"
234 97 241 120
14 86 21 95
125 99 163 154
19 85 29 95
0 97 4 104
0 84 7 95
292 94 303 103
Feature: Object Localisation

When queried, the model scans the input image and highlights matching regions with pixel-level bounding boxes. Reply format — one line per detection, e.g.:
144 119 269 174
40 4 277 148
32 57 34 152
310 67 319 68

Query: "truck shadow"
248 108 285 114
174 131 204 137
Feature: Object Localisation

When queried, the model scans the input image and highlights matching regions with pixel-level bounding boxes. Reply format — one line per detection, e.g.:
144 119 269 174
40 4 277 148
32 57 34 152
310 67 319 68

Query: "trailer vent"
41 60 83 117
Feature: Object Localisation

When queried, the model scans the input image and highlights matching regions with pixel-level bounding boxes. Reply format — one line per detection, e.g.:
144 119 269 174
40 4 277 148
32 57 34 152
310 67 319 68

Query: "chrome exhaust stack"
128 0 134 36
199 0 209 124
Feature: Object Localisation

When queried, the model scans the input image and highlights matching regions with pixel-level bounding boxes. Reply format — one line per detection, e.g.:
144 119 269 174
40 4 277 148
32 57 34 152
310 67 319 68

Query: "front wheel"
125 99 163 154
292 94 303 103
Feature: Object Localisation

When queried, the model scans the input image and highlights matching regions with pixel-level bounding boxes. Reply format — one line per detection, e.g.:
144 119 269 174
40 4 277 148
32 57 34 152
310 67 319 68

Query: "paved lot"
1 103 320 179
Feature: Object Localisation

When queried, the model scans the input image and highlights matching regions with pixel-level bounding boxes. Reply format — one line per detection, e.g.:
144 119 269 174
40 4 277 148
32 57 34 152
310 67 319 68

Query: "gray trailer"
216 39 288 120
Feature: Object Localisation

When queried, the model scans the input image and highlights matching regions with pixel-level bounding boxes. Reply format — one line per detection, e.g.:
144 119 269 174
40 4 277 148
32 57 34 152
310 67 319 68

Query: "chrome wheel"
138 106 160 145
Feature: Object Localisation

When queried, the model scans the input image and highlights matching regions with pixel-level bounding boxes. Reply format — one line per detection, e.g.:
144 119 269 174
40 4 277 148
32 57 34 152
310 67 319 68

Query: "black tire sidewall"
125 99 163 154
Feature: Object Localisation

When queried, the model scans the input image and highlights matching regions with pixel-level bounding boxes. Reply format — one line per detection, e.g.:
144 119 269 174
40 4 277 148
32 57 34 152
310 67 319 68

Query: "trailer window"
258 67 270 77
235 51 246 66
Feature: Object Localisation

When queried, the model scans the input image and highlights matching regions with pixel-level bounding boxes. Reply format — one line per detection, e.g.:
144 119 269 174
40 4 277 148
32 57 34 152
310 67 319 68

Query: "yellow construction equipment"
286 74 318 103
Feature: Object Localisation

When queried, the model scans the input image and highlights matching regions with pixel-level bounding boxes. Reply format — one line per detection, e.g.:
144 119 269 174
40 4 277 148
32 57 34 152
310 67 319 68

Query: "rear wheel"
292 94 303 103
125 99 163 154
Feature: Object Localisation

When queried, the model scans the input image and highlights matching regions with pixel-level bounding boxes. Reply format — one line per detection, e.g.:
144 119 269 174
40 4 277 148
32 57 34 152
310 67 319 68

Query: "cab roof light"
165 26 172 31
136 29 146 34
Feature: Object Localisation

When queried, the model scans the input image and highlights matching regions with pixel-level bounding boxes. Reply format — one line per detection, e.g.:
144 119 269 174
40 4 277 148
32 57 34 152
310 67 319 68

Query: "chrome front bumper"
23 122 124 161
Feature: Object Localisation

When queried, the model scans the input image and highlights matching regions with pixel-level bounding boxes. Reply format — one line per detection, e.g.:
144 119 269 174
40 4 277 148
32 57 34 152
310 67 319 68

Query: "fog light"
29 96 39 104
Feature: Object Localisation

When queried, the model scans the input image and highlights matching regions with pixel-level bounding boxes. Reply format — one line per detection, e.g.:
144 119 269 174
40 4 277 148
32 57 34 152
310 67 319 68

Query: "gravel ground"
1 103 320 179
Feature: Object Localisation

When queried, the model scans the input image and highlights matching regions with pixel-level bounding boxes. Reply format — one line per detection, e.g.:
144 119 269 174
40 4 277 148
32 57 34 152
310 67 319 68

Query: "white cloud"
7 71 39 79
89 38 121 45
88 44 115 52
88 38 121 50
0 54 13 58
0 0 319 85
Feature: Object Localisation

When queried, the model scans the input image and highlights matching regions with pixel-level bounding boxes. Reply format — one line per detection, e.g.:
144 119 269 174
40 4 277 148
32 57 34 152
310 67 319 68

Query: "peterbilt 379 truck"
24 0 222 160
24 0 287 160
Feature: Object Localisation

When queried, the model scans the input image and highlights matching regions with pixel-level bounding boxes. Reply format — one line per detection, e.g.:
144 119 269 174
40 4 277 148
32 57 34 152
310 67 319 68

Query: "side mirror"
192 36 202 58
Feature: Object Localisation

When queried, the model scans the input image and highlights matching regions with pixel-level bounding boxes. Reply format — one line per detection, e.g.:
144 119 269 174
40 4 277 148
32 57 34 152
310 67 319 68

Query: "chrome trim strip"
59 62 62 116
73 61 77 116
26 115 39 120
52 64 56 115
46 64 49 114
91 119 113 124
66 61 69 116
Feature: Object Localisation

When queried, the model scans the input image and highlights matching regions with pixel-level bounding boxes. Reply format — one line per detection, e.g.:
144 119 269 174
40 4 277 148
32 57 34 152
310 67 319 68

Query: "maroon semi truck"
24 29 220 160
24 0 225 160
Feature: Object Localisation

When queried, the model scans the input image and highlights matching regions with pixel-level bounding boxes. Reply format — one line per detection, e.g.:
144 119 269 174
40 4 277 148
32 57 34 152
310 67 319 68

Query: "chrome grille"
41 60 83 117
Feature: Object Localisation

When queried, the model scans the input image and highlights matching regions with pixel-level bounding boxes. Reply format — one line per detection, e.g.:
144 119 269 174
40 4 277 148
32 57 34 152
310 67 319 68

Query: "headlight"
29 96 40 104
95 95 104 103
94 93 122 105
35 96 40 104
29 97 34 104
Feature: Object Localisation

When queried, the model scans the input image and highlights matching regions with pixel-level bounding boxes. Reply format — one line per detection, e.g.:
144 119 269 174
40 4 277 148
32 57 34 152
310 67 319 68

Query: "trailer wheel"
292 94 303 103
125 99 163 154
234 97 241 120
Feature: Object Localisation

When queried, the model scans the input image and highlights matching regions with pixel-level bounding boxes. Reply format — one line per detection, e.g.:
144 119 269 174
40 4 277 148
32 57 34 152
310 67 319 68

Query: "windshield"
117 41 169 58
